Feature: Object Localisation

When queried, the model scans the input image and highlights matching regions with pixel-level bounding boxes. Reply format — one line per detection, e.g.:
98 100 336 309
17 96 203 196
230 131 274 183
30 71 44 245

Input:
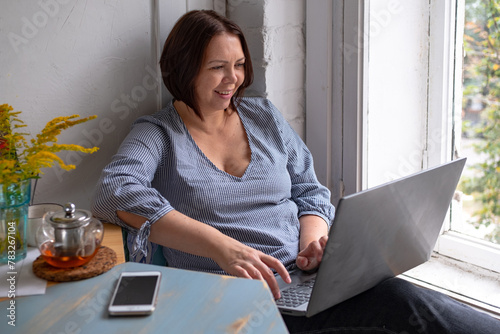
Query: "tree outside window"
459 0 500 243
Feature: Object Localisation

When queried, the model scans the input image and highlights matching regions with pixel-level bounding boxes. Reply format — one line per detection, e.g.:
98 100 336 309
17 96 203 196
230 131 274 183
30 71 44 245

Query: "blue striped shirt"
91 97 335 274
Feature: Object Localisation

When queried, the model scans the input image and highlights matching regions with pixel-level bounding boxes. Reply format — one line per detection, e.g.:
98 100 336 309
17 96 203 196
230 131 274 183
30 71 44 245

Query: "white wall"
2 0 158 209
228 0 306 136
1 0 307 210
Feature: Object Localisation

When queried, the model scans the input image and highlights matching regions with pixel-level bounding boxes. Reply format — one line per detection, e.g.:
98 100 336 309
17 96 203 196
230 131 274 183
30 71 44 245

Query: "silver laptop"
276 158 467 317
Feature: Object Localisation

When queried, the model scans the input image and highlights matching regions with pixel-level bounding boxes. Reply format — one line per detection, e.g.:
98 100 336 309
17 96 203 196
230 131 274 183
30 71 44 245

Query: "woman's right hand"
213 239 291 300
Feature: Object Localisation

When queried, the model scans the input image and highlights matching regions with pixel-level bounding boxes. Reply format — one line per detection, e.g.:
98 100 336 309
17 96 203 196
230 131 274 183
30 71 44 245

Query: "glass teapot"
36 203 103 268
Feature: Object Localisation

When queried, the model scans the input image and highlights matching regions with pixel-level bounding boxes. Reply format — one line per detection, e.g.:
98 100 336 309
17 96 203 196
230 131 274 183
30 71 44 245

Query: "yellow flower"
0 104 99 184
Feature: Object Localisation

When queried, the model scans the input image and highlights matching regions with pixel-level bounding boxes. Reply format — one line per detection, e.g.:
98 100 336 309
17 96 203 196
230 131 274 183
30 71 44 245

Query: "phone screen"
112 275 159 306
108 271 162 315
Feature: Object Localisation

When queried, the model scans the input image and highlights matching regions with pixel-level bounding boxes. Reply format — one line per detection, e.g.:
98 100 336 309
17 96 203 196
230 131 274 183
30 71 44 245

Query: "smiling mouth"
215 90 233 95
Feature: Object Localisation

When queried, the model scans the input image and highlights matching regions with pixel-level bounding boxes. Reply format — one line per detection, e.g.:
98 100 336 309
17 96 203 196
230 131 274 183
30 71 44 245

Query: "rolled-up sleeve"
91 119 174 256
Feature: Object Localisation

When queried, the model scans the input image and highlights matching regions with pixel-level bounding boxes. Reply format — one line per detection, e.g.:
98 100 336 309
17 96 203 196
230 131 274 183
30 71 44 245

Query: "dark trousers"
282 277 500 333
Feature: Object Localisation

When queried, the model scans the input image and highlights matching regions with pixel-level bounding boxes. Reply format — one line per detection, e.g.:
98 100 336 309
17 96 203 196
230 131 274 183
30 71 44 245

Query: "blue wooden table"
1 262 289 333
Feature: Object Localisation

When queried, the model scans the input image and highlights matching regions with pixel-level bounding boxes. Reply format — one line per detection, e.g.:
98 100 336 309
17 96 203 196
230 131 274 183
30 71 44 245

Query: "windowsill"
400 252 500 320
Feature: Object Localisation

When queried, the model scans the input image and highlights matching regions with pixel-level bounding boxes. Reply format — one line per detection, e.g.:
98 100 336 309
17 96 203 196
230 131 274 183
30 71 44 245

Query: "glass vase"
0 179 31 263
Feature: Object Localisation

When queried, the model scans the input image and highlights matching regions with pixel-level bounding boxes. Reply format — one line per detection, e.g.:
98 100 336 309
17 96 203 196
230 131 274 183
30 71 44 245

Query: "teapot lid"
47 202 91 229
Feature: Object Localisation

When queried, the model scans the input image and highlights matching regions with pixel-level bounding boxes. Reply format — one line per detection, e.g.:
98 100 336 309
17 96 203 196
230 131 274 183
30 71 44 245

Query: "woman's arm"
296 214 329 271
265 100 335 227
265 101 333 271
117 210 291 299
91 120 173 230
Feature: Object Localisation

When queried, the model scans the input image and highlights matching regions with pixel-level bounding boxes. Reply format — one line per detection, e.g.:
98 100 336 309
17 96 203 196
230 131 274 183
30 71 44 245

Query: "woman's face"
194 32 245 114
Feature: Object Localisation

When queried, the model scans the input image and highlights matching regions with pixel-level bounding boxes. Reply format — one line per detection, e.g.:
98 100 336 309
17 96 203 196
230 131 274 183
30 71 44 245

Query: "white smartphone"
108 271 162 316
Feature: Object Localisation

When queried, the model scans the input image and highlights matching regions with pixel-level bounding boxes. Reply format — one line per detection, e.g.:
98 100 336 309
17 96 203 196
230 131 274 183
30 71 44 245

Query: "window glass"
455 0 499 244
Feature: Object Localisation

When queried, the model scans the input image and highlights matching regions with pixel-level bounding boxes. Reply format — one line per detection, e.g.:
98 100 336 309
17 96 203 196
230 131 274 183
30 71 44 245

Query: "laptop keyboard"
275 278 315 308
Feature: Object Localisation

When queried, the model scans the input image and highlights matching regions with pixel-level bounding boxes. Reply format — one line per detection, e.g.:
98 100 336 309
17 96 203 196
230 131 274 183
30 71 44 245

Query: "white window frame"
306 0 500 273
306 0 366 207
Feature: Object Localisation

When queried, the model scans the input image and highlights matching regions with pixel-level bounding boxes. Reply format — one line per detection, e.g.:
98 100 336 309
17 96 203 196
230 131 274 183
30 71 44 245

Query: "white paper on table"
0 247 47 297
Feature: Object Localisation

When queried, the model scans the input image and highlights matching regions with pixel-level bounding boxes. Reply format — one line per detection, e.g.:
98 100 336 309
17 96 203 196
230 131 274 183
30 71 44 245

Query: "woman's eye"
210 63 244 70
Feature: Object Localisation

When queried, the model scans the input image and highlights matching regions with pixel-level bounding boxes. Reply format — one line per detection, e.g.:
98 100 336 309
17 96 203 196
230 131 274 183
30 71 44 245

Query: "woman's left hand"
296 235 328 271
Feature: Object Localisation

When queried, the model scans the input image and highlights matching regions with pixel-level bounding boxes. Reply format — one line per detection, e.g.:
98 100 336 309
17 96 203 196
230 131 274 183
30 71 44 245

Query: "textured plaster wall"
228 0 306 136
1 0 157 209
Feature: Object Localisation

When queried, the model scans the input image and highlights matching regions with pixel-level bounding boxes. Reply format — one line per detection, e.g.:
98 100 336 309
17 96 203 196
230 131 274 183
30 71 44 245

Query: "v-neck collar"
171 102 254 179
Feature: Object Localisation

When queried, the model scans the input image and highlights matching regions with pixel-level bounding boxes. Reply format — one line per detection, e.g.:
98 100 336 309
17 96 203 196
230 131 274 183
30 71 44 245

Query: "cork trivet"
32 246 117 282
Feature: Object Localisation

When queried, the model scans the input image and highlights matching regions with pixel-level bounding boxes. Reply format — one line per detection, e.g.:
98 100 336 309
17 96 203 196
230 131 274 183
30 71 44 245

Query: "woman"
92 10 499 333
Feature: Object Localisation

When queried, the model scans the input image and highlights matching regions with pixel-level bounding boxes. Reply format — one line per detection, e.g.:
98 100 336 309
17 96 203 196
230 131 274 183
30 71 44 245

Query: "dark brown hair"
159 10 253 117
